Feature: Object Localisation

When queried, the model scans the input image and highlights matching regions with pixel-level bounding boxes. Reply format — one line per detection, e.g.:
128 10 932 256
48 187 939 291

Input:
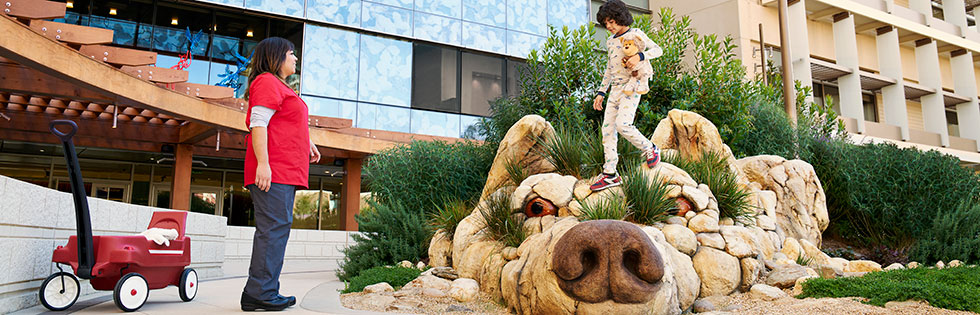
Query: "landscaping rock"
780 238 801 261
749 284 788 301
693 246 740 297
772 252 788 262
950 260 963 268
719 225 760 258
429 267 459 280
692 299 717 313
884 263 905 271
689 213 720 233
479 115 556 201
844 260 882 273
403 274 452 291
736 156 829 247
428 231 453 267
814 264 841 278
719 217 735 226
695 295 731 313
449 278 480 302
936 261 946 269
828 257 849 272
682 186 710 210
364 282 394 293
502 247 518 261
756 215 777 231
740 257 764 291
663 224 698 256
686 210 698 220
666 216 687 226
697 233 727 250
650 109 740 175
766 264 809 288
417 262 426 270
423 288 448 298
907 261 920 269
399 260 413 268
393 289 419 297
842 272 867 277
792 276 817 296
799 239 832 265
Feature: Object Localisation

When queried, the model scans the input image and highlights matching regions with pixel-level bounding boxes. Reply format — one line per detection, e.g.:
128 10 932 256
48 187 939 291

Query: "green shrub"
910 195 980 264
578 195 631 221
622 168 674 225
338 200 429 282
429 198 473 240
480 192 527 248
364 140 494 216
341 266 422 293
537 124 592 178
798 266 980 313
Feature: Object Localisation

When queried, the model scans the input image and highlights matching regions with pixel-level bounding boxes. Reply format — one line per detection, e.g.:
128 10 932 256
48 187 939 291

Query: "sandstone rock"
697 233 726 250
740 258 764 292
645 162 699 187
423 288 448 298
573 179 592 200
950 260 963 268
393 288 419 297
362 294 397 309
805 267 819 278
766 264 809 288
480 115 556 200
666 216 687 226
702 209 720 220
532 175 578 207
756 215 777 231
694 295 731 313
502 247 518 261
936 261 946 269
719 217 735 226
665 185 683 199
364 282 394 293
792 276 817 296
428 231 453 267
780 238 801 261
431 267 459 280
828 257 849 272
719 226 760 259
772 252 788 262
737 155 829 247
689 213 720 233
417 262 426 270
399 260 413 268
683 186 710 210
799 239 831 266
884 263 905 271
844 260 882 273
663 224 698 256
907 261 920 269
650 109 739 173
685 210 698 220
403 275 452 291
693 246 741 297
843 271 867 277
449 278 480 302
749 284 788 301
692 299 717 313
814 264 841 279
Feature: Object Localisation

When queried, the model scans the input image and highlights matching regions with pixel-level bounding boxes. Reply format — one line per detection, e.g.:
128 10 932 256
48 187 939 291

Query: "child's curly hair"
596 0 633 27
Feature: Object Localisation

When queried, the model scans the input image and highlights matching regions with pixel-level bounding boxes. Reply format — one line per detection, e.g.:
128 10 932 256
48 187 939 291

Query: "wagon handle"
49 120 78 142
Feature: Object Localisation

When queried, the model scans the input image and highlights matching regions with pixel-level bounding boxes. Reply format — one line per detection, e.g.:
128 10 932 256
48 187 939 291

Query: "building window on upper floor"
947 110 960 137
412 43 460 113
863 93 878 123
461 51 504 116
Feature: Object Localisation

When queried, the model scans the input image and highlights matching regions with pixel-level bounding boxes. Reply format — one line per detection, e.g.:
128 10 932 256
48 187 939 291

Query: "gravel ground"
727 292 977 315
341 291 511 315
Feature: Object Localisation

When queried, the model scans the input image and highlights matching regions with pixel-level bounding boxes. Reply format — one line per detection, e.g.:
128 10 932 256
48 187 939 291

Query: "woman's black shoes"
241 292 291 311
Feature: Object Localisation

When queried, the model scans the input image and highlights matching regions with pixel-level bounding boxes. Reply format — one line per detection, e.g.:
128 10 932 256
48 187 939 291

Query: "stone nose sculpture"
552 220 665 304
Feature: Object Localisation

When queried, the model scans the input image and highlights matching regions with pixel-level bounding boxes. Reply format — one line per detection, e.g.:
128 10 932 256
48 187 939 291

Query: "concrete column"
170 144 193 211
875 26 910 140
942 0 968 29
910 0 932 15
950 49 980 149
340 158 362 231
787 0 813 104
832 12 866 133
914 38 950 146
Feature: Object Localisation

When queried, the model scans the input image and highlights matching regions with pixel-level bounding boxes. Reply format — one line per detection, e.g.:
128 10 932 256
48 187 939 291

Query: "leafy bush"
364 140 494 215
578 195 631 221
342 266 422 293
663 150 754 221
429 198 473 240
480 192 527 248
798 266 980 313
338 201 429 282
622 168 675 225
910 196 980 264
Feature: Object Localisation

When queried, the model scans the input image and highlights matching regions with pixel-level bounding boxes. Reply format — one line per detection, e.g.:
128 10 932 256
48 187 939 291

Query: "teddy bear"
619 34 653 96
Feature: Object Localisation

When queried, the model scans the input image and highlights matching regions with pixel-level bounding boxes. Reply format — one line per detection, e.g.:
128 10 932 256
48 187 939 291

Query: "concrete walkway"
13 262 392 314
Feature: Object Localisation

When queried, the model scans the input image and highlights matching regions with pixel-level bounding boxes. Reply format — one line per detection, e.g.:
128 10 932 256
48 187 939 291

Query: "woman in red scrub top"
240 37 320 312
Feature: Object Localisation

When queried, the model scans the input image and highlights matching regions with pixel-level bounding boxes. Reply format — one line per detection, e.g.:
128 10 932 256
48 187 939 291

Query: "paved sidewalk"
13 263 393 314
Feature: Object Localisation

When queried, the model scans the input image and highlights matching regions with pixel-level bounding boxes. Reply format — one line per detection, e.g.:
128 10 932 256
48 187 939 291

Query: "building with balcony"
659 0 980 168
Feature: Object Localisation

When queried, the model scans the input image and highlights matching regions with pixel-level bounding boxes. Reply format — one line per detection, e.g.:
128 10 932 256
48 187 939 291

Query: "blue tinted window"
358 35 412 107
307 0 361 27
301 25 360 100
361 2 412 37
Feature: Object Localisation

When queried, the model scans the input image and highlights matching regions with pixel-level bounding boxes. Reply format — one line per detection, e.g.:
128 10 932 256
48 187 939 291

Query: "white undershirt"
249 106 276 128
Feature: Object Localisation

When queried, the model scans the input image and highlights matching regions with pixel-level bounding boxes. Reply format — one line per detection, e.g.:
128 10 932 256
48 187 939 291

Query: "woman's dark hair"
596 0 633 27
245 37 295 99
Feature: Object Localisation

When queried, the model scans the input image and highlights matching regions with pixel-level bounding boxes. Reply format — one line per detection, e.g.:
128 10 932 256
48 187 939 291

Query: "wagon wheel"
39 272 80 311
179 268 198 302
113 273 148 312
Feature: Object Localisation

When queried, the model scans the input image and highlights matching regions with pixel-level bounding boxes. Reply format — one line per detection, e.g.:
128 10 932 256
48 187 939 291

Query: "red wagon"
39 120 198 312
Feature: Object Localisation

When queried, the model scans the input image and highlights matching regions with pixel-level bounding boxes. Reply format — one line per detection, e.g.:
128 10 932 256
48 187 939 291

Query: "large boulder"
663 224 698 256
650 109 739 174
428 230 453 267
766 264 809 289
692 247 740 297
737 155 829 247
480 115 556 201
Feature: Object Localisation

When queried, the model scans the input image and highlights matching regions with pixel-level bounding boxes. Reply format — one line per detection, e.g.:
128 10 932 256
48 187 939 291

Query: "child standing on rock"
590 0 663 191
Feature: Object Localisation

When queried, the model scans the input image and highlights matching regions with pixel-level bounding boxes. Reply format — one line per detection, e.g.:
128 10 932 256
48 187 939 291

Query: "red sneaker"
590 173 622 191
646 147 661 169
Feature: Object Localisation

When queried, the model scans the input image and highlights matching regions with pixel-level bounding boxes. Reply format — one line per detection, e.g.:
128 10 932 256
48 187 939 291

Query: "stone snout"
551 220 666 304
